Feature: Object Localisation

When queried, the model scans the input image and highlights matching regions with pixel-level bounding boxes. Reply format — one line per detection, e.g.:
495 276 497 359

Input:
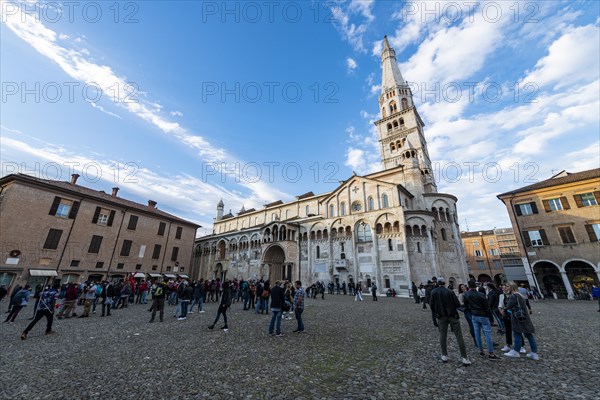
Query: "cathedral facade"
193 37 469 294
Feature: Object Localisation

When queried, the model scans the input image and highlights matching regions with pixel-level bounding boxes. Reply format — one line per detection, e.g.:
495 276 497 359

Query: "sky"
1 0 599 236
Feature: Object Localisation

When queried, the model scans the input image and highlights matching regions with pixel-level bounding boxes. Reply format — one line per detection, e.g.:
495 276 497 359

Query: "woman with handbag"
503 282 539 360
208 281 231 331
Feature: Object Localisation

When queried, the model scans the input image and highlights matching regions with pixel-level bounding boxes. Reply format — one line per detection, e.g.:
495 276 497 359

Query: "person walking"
268 281 285 337
411 282 419 304
190 279 205 313
100 281 114 317
464 281 501 360
21 283 60 340
429 278 472 366
371 283 378 301
503 282 540 360
79 282 96 318
457 283 476 347
208 281 231 331
57 283 77 319
149 281 167 323
4 285 31 323
293 280 305 333
178 282 193 320
355 283 363 301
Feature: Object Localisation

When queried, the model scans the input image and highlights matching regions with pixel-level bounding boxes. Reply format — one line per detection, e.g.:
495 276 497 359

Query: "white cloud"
329 0 376 52
170 110 183 117
90 102 121 119
346 57 358 73
522 24 600 90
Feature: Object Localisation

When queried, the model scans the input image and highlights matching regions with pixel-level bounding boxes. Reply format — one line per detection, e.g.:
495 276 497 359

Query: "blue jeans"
514 331 538 353
141 291 148 304
295 308 304 331
472 315 494 353
180 300 189 317
190 297 203 312
463 310 477 346
269 308 283 335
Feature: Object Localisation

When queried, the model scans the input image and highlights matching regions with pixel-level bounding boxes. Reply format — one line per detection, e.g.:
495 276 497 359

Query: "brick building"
497 168 600 299
0 173 199 290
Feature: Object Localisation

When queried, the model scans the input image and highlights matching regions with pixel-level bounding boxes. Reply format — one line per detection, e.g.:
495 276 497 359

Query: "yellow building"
497 168 600 299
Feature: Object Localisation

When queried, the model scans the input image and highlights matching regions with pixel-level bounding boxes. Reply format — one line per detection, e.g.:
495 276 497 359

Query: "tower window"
382 194 389 208
401 98 408 110
399 118 404 126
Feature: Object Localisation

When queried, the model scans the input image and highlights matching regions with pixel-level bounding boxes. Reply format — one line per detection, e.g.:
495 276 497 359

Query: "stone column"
426 228 438 277
560 270 574 299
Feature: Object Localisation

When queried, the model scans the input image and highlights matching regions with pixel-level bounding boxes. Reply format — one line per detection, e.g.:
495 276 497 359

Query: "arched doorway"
263 245 286 282
477 274 491 283
533 261 566 299
565 260 598 299
214 263 224 281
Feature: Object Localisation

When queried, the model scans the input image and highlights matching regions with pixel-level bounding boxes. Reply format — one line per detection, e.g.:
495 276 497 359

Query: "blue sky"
1 0 599 235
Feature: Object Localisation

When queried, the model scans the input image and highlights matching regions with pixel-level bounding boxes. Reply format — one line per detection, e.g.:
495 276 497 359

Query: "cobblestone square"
1 296 598 400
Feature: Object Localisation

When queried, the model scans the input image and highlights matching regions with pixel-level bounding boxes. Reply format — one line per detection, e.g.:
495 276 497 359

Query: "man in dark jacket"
464 281 500 360
149 281 167 323
430 278 471 366
178 282 193 320
101 281 114 317
268 281 285 337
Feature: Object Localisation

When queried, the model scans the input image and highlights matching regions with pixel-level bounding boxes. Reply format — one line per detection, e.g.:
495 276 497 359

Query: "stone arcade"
193 37 469 295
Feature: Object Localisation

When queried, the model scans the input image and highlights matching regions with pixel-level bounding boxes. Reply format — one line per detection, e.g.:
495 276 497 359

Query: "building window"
316 246 320 259
70 260 80 267
525 230 548 247
92 207 115 226
474 250 482 257
88 235 103 254
357 223 372 243
158 222 166 236
116 263 124 269
139 245 146 258
473 240 479 246
55 200 72 218
488 239 495 245
329 205 335 217
340 242 345 252
152 265 158 270
152 244 162 259
135 264 142 270
477 261 485 270
171 246 179 261
120 240 133 257
557 226 576 244
340 202 346 216
49 196 80 219
127 215 138 230
416 242 421 253
585 224 600 242
576 192 598 207
382 194 389 208
175 226 183 239
441 228 447 241
490 248 499 256
95 261 104 269
340 253 346 259
305 205 310 216
388 239 393 251
515 202 538 216
368 197 374 211
43 229 63 250
494 260 502 269
543 197 570 212
166 266 172 271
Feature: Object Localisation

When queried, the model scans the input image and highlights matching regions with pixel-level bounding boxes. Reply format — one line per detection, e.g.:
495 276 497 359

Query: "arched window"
340 202 346 216
399 118 404 126
340 252 346 259
376 223 383 234
368 196 374 211
305 205 310 216
389 101 397 113
393 120 398 128
316 246 320 259
387 123 392 132
285 210 290 219
401 98 408 110
390 143 396 152
393 221 400 233
441 228 447 241
329 205 335 217
416 242 421 253
384 275 391 289
382 194 389 208
384 222 392 233
406 225 413 236
357 223 372 242
388 238 393 251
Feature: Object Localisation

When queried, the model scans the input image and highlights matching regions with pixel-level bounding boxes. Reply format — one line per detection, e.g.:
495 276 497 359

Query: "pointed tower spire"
381 36 405 92
215 199 224 221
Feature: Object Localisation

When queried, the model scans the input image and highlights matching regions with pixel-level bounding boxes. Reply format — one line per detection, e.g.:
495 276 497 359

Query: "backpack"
95 285 103 297
153 285 163 297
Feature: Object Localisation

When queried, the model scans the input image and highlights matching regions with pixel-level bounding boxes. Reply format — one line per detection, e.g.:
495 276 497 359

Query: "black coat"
430 286 461 319
464 290 491 317
270 285 285 309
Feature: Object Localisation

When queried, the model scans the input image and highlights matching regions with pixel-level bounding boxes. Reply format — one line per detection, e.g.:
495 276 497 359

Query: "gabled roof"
264 200 284 208
497 168 600 198
296 191 315 200
0 173 200 227
318 173 401 204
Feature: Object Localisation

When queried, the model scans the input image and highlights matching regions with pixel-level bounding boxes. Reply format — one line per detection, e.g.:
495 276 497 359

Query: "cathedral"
193 37 469 295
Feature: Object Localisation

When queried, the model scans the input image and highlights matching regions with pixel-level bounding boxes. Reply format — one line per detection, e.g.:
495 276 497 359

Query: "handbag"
513 300 528 322
282 300 291 312
261 290 269 298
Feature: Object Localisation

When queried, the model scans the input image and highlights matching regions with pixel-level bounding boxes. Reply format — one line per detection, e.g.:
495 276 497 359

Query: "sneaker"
188 311 194 314
519 348 527 354
220 325 228 330
500 345 511 352
440 355 449 363
504 350 520 358
276 333 284 337
462 358 472 366
199 310 205 313
20 333 27 340
208 325 214 330
526 352 540 360
488 354 501 360
293 329 300 333
177 317 186 320
479 351 485 357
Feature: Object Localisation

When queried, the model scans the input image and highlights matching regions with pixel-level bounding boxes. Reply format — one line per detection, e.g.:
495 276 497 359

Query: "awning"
133 272 145 278
29 269 58 277
148 273 162 278
163 273 176 278
178 274 189 279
